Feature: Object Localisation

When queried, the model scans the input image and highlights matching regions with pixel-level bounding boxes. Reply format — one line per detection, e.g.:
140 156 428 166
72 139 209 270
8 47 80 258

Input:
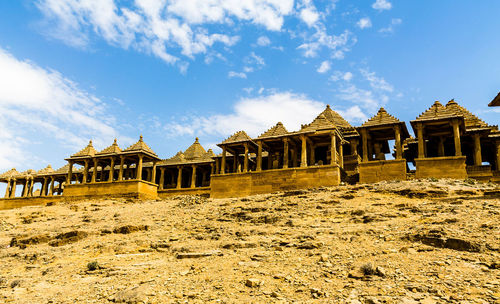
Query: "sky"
0 0 499 174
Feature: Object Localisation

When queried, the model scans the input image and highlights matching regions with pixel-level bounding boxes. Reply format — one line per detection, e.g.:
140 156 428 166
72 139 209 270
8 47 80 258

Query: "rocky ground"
0 179 499 303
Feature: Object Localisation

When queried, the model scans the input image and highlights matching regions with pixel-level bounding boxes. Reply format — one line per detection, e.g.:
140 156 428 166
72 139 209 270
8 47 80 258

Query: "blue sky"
0 0 499 172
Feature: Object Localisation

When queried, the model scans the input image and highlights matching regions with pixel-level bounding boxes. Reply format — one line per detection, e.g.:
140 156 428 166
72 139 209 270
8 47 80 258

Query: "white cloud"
379 18 402 34
360 68 394 92
357 17 372 29
299 7 319 27
228 71 247 79
36 0 294 65
163 92 327 139
297 27 355 59
256 36 271 46
372 0 392 11
0 47 121 170
343 71 353 81
317 60 331 73
330 70 353 82
337 84 383 113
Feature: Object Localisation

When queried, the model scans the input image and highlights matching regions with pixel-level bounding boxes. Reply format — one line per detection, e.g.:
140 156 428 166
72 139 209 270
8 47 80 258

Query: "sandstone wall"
0 196 65 210
359 159 407 184
158 187 211 198
63 180 158 200
415 156 467 179
210 165 341 198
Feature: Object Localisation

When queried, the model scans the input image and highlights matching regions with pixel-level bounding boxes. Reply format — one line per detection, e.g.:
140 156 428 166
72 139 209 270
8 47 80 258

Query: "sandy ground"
0 179 499 304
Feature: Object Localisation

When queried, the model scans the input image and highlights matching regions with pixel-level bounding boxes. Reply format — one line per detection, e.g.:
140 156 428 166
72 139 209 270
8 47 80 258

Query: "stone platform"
158 187 211 198
415 156 467 179
210 165 341 198
359 159 407 183
63 180 158 200
0 196 66 210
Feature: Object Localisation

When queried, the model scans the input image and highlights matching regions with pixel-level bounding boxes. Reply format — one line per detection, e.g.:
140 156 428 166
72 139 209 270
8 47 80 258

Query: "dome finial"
195 137 199 142
139 135 143 141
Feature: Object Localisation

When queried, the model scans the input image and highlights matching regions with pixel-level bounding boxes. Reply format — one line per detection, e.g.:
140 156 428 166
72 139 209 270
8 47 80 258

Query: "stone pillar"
394 125 402 160
49 177 55 196
243 142 249 172
159 167 165 190
473 133 482 166
361 129 368 162
108 157 115 182
176 166 182 189
136 155 143 180
351 139 358 156
28 178 33 197
339 141 344 168
221 147 226 174
300 134 307 167
152 162 157 184
438 137 445 157
92 158 98 183
82 160 89 184
215 159 220 175
233 151 238 173
331 132 337 165
267 149 273 169
416 123 425 158
22 179 28 197
67 161 73 185
496 141 500 171
118 156 125 181
41 177 48 196
191 165 197 188
4 179 11 198
309 142 315 166
452 120 462 156
283 138 289 169
10 179 16 198
256 140 262 171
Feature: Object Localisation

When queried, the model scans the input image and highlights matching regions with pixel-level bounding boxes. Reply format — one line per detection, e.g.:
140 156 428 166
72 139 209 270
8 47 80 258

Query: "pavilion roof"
258 122 289 139
445 99 492 130
37 165 54 176
318 105 353 129
96 139 122 155
70 140 97 158
412 101 462 123
53 164 70 175
361 107 402 128
221 131 254 145
488 92 500 107
0 168 21 179
183 138 206 160
300 113 338 133
123 135 158 157
161 138 215 166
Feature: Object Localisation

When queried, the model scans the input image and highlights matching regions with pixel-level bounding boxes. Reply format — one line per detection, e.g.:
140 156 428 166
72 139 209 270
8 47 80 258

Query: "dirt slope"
0 179 499 303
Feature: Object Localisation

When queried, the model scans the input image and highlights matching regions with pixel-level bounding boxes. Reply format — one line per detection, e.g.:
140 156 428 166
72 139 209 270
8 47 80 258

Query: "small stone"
245 278 261 288
10 280 22 288
319 254 329 262
113 286 147 303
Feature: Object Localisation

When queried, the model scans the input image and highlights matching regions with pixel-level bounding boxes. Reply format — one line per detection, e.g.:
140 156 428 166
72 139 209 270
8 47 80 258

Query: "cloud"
372 0 392 11
343 71 353 81
360 68 394 92
299 7 319 27
0 47 120 170
256 36 271 47
330 71 354 82
297 27 355 59
163 92 328 139
357 17 372 29
36 0 294 66
317 60 331 73
379 18 402 34
228 71 247 79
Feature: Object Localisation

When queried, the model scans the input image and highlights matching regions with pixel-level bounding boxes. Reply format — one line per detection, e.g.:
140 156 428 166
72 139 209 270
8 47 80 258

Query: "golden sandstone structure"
1 99 499 204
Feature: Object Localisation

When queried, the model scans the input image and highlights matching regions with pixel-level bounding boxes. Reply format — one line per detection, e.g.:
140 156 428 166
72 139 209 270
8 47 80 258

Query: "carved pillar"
416 123 425 158
91 158 98 183
331 132 337 165
151 162 157 183
438 137 445 157
67 161 73 185
351 138 358 156
22 179 28 197
10 179 16 198
496 141 500 171
233 151 239 173
267 149 272 169
309 142 315 166
339 141 344 168
49 176 55 196
108 157 115 182
300 134 307 167
452 120 462 156
215 158 220 175
118 156 124 181
82 160 89 184
283 138 289 169
473 133 482 166
176 166 182 189
159 167 165 190
191 165 197 188
256 140 262 171
243 142 249 172
28 178 33 197
4 179 11 198
41 177 48 196
394 125 402 159
361 129 368 162
136 155 143 180
221 146 226 174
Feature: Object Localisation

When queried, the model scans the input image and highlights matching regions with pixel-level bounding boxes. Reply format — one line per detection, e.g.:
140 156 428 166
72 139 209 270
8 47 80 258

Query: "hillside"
0 179 499 303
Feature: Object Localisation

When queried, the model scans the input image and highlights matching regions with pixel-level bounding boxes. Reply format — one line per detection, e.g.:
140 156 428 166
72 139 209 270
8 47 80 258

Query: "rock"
406 230 482 252
245 278 262 287
319 254 329 262
113 225 148 234
113 286 147 303
49 230 88 247
10 234 50 248
10 279 22 288
297 241 322 249
176 250 223 259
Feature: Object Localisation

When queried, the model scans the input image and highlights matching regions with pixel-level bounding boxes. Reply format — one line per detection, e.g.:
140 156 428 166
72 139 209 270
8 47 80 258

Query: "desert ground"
0 179 499 304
